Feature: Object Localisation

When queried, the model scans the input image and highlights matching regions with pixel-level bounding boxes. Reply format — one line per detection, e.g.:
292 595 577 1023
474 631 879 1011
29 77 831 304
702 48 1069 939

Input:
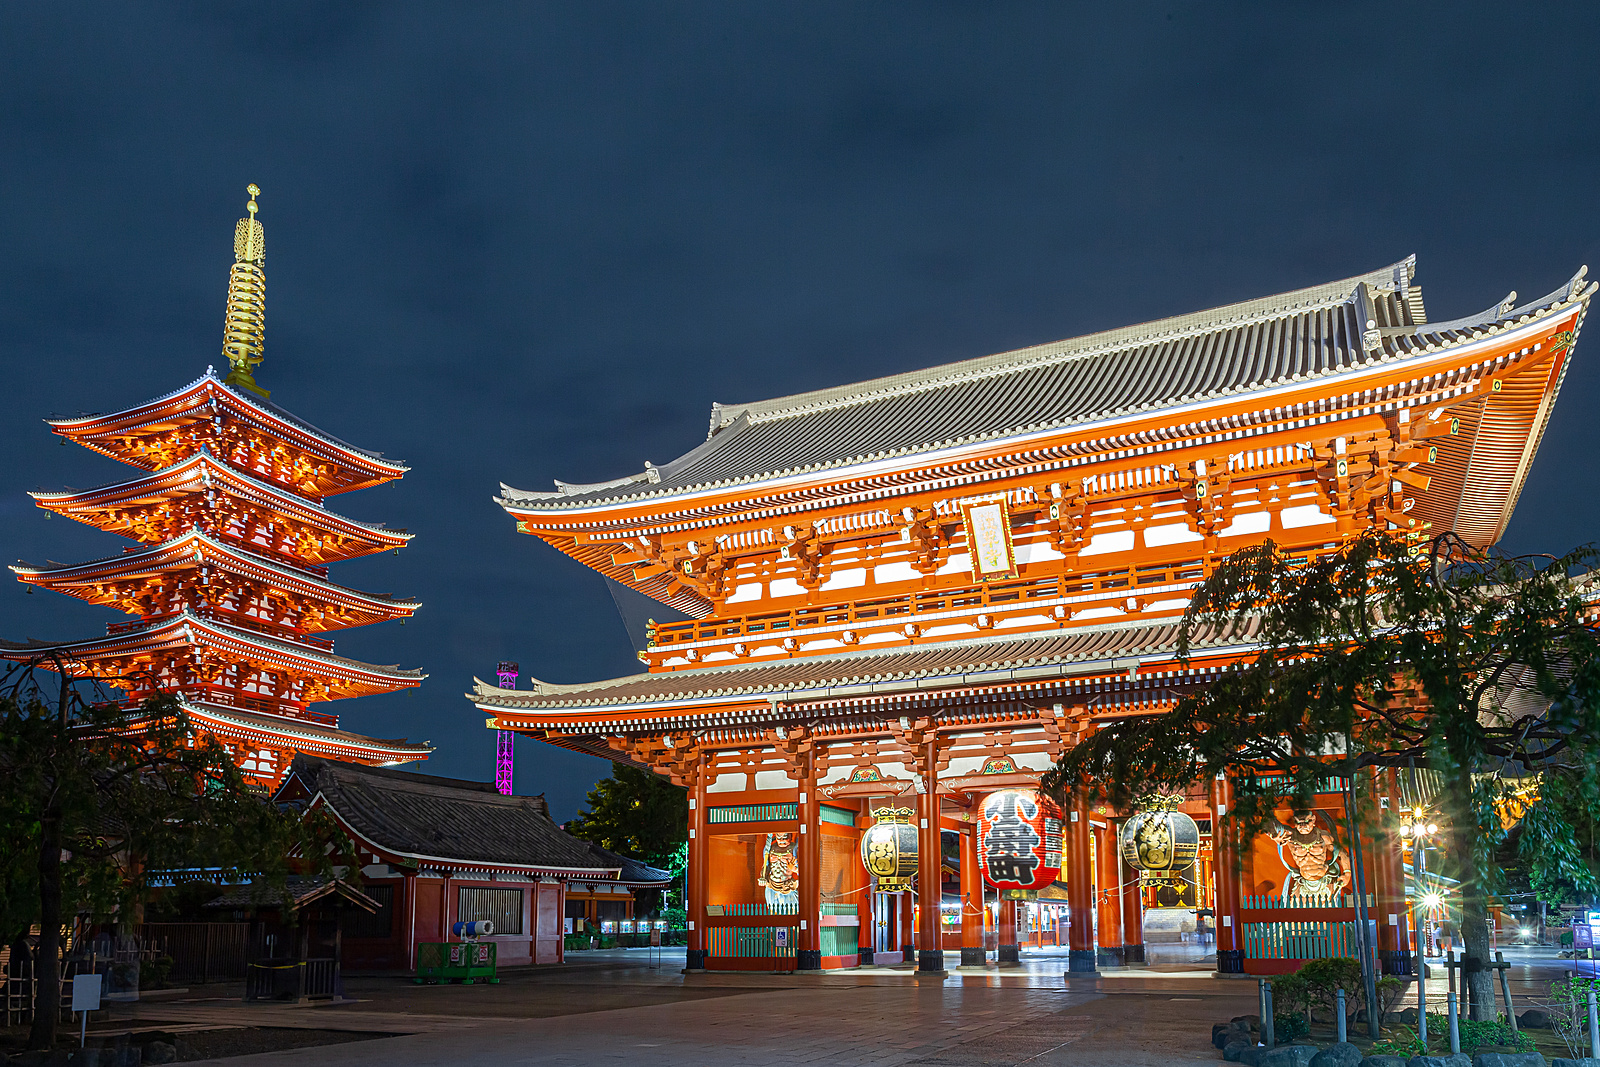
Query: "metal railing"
244 957 339 1001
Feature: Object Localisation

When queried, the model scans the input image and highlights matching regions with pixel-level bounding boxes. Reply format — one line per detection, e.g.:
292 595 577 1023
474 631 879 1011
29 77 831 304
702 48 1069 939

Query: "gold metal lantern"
860 807 919 889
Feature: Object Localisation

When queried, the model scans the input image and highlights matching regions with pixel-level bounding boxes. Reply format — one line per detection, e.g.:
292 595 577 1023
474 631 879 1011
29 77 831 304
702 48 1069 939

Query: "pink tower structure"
494 661 518 794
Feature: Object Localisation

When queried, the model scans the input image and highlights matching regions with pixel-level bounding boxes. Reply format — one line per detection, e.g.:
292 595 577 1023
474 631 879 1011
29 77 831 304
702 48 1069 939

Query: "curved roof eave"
500 260 1588 517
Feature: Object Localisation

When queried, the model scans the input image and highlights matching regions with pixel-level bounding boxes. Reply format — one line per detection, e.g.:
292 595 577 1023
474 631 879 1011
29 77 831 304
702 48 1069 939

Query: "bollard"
1448 990 1460 1055
1583 988 1599 1057
1418 954 1429 1044
1258 978 1269 1046
1497 952 1517 1035
1265 982 1276 1049
1335 988 1347 1044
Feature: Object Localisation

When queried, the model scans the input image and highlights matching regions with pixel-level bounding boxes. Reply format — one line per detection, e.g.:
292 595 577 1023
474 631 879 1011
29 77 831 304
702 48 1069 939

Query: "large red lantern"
977 789 1063 891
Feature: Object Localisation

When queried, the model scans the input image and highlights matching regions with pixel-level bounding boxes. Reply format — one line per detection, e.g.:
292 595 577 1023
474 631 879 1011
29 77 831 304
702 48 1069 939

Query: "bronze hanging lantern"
1120 805 1201 877
860 806 919 889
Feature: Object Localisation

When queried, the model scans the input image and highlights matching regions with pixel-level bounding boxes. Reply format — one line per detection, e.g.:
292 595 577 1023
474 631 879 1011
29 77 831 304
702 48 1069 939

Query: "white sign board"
71 973 102 1013
774 928 789 948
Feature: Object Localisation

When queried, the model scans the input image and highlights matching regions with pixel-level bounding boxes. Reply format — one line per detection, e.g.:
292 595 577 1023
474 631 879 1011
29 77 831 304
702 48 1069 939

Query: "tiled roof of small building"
576 841 673 886
280 756 618 875
205 875 379 912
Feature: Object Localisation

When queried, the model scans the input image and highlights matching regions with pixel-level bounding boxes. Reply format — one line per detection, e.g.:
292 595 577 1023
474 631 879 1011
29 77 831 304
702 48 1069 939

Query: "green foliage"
1297 956 1364 1019
1043 531 1600 1021
566 762 688 869
1518 763 1600 907
0 666 334 1049
1368 1026 1425 1057
1376 974 1407 1018
1269 971 1310 1017
1273 1012 1310 1041
1545 974 1600 1058
1561 930 1575 947
138 955 174 989
1423 1013 1530 1054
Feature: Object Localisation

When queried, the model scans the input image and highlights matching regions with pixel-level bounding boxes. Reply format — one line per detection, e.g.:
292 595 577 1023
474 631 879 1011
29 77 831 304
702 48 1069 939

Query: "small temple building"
474 256 1590 975
274 756 670 968
4 186 431 788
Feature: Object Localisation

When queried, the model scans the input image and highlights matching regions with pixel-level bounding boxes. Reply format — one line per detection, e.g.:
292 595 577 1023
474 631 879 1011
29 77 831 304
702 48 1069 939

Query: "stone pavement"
117 950 1262 1066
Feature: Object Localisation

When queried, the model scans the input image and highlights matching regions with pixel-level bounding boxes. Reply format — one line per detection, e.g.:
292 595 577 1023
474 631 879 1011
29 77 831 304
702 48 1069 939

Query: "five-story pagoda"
5 186 432 788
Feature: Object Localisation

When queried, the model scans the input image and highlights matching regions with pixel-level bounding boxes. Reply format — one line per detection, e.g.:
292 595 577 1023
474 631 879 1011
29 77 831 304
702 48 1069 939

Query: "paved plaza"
108 945 1586 1067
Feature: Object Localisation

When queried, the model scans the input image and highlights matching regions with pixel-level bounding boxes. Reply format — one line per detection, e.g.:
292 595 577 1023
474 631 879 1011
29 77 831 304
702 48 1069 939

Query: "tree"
566 762 688 870
1043 531 1600 1022
0 661 328 1050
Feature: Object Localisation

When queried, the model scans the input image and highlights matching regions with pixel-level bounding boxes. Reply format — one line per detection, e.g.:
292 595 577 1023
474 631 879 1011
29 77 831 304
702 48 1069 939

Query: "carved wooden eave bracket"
608 732 704 787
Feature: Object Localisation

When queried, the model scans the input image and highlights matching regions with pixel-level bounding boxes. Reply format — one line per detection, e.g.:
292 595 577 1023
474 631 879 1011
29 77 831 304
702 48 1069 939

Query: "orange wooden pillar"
998 898 1019 964
1094 822 1123 965
1119 827 1145 964
797 775 822 970
916 744 945 972
1211 775 1244 973
858 808 876 966
686 775 708 971
1375 768 1407 973
1066 797 1096 973
960 821 985 966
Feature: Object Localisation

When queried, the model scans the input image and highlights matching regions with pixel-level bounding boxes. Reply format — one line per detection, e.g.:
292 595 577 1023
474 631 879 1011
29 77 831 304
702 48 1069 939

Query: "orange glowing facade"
475 257 1591 974
6 188 430 787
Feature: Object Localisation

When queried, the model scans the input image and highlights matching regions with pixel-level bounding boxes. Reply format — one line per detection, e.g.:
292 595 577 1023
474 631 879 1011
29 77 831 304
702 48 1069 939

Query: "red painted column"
686 774 708 970
916 739 944 972
1066 796 1097 973
1119 826 1145 964
998 898 1019 964
798 772 823 969
959 821 984 966
1211 775 1243 973
857 804 875 966
1095 822 1123 965
1375 769 1404 971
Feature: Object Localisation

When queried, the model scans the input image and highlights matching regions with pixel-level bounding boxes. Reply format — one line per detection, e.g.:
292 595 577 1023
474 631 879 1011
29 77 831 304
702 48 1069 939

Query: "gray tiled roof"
576 842 673 886
503 257 1590 509
281 756 618 874
204 875 379 912
471 615 1261 713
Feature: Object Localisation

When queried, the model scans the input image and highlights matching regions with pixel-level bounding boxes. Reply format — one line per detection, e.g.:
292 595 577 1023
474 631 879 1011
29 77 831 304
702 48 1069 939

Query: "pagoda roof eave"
0 612 426 687
31 448 413 553
469 615 1261 721
169 698 433 763
47 371 408 480
10 528 421 620
500 261 1592 520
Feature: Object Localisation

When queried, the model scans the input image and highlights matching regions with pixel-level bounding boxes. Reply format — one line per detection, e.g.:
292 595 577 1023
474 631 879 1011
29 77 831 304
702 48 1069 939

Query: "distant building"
276 756 668 969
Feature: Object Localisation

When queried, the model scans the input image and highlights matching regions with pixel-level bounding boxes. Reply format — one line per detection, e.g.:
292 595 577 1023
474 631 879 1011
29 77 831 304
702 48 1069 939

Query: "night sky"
3 5 1599 821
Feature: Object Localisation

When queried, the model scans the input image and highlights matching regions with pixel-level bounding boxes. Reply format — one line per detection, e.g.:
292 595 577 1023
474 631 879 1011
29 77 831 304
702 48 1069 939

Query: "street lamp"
1407 810 1441 1043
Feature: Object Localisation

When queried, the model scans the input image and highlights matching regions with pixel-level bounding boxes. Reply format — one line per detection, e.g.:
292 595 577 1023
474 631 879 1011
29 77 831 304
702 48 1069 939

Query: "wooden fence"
137 923 257 984
1241 920 1360 960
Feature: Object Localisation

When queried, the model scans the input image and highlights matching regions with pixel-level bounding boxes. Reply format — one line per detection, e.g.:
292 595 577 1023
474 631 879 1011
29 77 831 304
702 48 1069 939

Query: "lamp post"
1406 811 1440 1042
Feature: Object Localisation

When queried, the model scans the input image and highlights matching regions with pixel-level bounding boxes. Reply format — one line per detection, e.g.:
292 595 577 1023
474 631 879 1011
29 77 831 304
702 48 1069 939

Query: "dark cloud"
2 2 1598 820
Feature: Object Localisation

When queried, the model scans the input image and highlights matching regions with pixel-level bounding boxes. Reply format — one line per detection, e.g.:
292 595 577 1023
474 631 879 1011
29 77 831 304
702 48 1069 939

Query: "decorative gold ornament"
223 184 269 398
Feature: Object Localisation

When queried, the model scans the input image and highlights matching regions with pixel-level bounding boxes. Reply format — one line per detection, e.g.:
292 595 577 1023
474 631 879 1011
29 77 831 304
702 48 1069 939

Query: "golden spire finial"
222 184 269 398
